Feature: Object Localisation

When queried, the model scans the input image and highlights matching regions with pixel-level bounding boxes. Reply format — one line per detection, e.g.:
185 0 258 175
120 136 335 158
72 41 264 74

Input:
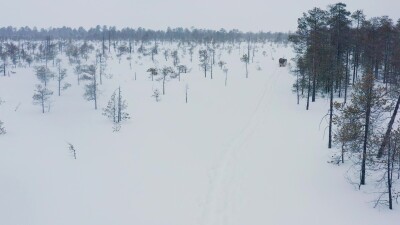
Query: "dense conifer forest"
290 2 400 209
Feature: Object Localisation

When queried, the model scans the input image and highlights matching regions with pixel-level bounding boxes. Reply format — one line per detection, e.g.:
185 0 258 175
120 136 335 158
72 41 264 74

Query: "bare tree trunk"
344 51 349 104
361 84 372 185
102 34 105 55
341 143 345 163
247 41 250 64
163 75 166 95
108 31 111 53
377 93 400 158
245 62 248 78
387 141 393 209
94 71 97 110
225 71 228 87
328 78 334 148
99 55 103 85
306 72 311 110
296 72 300 105
58 64 61 96
312 25 317 102
118 87 121 123
41 94 45 114
185 85 188 103
210 62 213 79
312 56 317 102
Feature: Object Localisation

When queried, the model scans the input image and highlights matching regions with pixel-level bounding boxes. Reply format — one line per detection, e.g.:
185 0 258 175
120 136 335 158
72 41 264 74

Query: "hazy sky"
2 0 399 32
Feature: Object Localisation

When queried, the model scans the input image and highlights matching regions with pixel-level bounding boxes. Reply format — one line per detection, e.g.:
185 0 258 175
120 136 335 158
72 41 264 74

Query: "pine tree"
103 91 117 122
81 64 98 110
56 59 69 96
103 87 130 125
147 67 158 81
35 65 54 87
334 73 389 185
32 84 53 113
199 50 209 78
160 66 174 95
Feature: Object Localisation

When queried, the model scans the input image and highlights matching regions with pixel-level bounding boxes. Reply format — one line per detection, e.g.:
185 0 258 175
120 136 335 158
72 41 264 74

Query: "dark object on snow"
279 58 287 67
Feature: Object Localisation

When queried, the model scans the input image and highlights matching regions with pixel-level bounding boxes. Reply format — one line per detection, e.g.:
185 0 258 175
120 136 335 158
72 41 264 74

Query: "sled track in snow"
200 65 283 225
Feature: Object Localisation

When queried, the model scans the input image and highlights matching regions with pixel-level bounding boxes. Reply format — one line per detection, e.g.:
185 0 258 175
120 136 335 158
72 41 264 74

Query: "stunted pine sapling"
199 50 209 78
218 60 226 69
163 49 169 61
117 44 129 63
35 65 54 87
223 67 229 86
32 84 53 113
241 54 249 78
208 47 215 79
151 44 158 62
177 65 188 82
152 89 161 102
188 45 195 62
74 61 82 85
160 66 174 95
185 84 189 103
98 53 106 84
56 59 70 96
147 67 158 81
103 87 130 126
0 48 8 76
172 50 180 67
81 64 98 110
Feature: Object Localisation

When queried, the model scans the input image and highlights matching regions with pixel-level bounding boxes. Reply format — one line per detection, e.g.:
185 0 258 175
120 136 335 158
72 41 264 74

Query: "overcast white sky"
2 0 399 32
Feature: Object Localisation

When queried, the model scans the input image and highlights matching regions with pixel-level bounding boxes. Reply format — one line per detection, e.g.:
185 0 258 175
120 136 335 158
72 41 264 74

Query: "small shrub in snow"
68 143 77 159
152 89 161 102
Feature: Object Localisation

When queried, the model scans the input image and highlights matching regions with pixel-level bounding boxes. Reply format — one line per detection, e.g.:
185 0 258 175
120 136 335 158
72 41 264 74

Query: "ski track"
200 65 281 225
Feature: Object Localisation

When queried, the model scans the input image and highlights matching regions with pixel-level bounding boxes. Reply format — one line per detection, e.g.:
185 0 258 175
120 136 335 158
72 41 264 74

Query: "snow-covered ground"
0 43 398 225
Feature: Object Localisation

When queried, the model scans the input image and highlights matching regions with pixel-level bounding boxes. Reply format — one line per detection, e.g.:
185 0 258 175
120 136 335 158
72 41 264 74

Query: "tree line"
290 2 400 209
0 26 288 43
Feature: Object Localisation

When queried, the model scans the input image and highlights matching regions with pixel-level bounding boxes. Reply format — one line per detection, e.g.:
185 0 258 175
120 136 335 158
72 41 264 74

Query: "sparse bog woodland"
1 1 400 225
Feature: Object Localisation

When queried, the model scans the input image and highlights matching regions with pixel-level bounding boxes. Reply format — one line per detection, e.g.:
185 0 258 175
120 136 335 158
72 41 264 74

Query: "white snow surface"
0 43 398 225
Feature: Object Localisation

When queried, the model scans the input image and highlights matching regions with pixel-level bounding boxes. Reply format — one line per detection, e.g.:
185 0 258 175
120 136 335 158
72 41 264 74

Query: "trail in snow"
200 65 282 225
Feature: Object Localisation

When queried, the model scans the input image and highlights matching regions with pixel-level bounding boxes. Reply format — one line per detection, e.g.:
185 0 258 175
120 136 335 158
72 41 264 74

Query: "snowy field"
0 42 398 225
